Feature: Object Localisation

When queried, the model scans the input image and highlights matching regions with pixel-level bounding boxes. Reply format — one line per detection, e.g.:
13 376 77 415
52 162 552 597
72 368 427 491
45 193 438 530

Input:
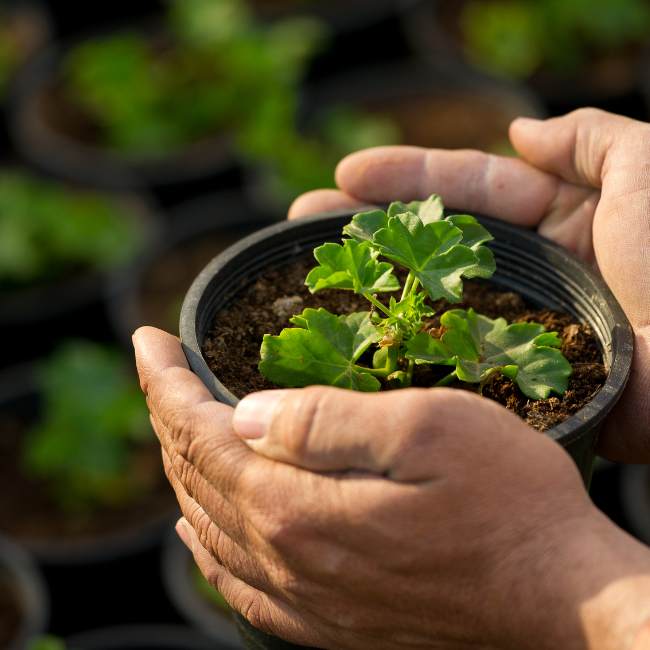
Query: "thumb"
509 108 643 188
231 385 531 480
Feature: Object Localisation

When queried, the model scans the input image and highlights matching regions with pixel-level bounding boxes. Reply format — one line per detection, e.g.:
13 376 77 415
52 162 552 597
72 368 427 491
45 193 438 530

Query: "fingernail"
233 390 290 439
175 518 194 553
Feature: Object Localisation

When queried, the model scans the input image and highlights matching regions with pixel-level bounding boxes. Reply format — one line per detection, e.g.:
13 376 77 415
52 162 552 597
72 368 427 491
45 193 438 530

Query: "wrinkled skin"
134 110 650 650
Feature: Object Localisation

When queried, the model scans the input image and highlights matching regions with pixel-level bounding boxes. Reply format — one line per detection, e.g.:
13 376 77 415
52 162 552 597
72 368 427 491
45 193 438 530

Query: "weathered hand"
134 327 650 650
290 109 650 463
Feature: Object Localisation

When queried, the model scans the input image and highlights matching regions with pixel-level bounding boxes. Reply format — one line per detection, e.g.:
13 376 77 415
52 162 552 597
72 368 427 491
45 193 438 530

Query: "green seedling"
259 195 571 399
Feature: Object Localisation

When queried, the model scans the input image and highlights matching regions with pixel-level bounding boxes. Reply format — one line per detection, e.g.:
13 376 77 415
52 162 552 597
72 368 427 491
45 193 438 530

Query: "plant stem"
363 293 392 317
355 364 390 377
434 370 457 387
406 358 415 384
400 273 414 301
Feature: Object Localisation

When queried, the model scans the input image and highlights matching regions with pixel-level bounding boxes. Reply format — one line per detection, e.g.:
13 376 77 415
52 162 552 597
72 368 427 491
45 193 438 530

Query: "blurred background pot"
0 169 160 365
402 0 649 118
162 527 243 649
108 192 276 348
179 211 633 648
64 624 219 649
0 534 49 650
245 61 543 215
0 359 176 566
10 43 239 199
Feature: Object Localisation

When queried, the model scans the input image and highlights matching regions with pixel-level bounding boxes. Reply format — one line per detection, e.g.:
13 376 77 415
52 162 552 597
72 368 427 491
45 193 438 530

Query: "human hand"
134 327 650 650
289 108 650 463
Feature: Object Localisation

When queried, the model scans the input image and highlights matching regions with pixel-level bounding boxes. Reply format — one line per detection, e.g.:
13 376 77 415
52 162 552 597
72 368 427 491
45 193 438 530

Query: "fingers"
175 518 323 647
133 326 189 394
162 448 274 595
287 189 368 220
509 109 645 188
232 385 534 481
335 145 559 227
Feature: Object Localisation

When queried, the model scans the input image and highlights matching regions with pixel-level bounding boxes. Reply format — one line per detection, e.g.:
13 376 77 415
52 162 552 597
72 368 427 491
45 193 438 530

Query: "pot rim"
180 209 634 449
106 191 277 350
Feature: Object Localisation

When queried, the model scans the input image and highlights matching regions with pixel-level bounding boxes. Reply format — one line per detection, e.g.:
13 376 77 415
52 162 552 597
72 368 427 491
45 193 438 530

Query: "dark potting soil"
203 259 607 432
0 575 21 649
0 409 175 543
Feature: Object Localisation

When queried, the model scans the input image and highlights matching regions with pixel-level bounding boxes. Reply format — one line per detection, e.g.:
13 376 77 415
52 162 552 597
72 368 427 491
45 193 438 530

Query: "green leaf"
305 239 399 294
405 332 454 365
387 194 444 224
446 214 495 279
425 309 572 399
373 213 478 302
259 308 381 391
342 208 389 243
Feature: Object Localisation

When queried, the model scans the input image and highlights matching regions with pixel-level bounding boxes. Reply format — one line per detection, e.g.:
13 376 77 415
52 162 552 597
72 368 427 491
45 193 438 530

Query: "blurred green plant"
243 106 400 205
63 0 324 156
0 171 141 289
460 0 650 79
22 341 152 512
62 0 399 200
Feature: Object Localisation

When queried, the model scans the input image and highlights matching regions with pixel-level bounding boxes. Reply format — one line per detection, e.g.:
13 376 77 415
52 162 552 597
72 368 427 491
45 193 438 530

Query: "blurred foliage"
23 341 152 512
460 0 650 79
62 0 399 200
28 637 67 650
63 0 325 155
0 171 142 289
193 563 232 614
244 105 400 205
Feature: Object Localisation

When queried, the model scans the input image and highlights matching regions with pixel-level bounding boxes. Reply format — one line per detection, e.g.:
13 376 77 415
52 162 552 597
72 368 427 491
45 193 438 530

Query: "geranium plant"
259 196 572 399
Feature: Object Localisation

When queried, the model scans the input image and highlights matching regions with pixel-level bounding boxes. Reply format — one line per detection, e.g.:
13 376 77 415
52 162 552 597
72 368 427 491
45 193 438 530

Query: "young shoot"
259 195 572 399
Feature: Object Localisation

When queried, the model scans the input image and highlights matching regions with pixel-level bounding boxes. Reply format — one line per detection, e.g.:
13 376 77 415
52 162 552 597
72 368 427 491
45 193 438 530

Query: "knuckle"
186 503 211 546
261 511 305 554
239 594 275 635
173 450 201 498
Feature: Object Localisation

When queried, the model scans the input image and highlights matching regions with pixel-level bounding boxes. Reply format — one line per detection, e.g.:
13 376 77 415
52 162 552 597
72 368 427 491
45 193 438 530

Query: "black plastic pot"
401 0 648 118
0 363 178 566
107 192 278 350
245 61 543 216
179 210 633 648
9 40 239 195
64 624 218 650
161 527 244 649
0 534 49 650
